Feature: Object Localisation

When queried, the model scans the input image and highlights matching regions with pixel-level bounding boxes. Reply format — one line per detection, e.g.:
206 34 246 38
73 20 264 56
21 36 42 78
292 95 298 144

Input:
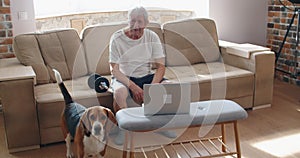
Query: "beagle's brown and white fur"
53 69 116 158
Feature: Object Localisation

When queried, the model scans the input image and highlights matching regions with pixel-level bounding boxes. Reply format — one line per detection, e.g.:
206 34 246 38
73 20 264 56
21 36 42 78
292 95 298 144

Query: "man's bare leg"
113 85 128 145
113 85 128 112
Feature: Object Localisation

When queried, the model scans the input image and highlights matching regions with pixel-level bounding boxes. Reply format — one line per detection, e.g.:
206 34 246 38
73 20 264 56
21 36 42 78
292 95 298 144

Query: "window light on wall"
33 0 203 18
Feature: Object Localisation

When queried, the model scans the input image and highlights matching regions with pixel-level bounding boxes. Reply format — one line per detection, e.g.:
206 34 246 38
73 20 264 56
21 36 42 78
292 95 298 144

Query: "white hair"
128 6 149 24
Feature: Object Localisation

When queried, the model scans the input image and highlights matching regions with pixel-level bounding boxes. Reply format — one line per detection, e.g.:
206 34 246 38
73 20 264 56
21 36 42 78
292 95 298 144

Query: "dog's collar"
85 131 91 137
81 121 92 137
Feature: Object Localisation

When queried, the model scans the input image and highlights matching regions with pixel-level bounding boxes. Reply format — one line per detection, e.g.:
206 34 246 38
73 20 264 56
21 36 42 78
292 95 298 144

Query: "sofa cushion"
82 22 128 76
147 22 164 45
163 18 220 66
36 32 70 82
35 76 112 104
147 22 165 69
56 30 88 79
165 62 254 105
13 34 50 84
36 29 88 82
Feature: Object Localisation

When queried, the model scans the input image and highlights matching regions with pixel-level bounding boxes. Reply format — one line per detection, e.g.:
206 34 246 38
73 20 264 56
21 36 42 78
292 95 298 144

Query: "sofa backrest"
147 22 164 47
14 34 50 84
81 22 164 76
13 18 220 84
13 29 88 84
163 18 220 66
145 22 165 69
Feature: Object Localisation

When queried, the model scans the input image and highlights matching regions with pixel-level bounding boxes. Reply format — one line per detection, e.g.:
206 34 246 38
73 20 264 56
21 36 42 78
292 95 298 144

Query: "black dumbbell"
88 73 110 93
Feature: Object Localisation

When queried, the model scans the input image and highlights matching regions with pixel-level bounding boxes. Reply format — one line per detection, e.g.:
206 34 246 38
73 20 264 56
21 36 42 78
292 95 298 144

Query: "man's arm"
151 57 166 84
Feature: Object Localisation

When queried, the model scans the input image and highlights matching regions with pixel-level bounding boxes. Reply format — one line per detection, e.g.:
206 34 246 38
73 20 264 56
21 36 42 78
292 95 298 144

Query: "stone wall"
36 10 194 34
268 0 300 86
0 0 14 59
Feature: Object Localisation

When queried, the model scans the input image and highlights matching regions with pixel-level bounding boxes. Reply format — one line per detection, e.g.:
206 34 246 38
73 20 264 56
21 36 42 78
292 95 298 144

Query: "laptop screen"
143 82 191 115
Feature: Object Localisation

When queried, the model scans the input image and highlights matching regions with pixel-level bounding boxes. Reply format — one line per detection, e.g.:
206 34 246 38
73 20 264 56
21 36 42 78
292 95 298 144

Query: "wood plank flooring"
0 79 299 158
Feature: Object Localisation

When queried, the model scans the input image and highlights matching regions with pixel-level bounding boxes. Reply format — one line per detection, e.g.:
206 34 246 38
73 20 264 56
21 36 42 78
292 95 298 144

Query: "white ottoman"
116 99 248 158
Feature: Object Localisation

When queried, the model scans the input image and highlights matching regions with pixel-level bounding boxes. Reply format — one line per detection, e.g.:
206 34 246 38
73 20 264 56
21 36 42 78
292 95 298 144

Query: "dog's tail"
53 69 73 104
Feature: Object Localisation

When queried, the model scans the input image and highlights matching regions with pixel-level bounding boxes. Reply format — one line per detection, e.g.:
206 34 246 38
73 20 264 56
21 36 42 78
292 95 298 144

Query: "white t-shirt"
109 29 165 78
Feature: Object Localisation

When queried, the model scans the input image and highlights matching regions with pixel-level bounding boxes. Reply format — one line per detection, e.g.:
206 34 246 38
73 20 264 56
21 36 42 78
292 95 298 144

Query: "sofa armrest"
219 40 275 109
0 58 40 152
220 41 271 59
0 58 36 84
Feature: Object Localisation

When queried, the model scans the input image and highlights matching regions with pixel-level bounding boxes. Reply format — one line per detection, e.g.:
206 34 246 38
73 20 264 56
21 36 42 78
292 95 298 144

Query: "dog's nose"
93 123 102 135
95 125 101 132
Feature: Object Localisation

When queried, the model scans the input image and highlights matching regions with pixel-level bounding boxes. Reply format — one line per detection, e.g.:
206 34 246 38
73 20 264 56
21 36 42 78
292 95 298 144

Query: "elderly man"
109 6 176 145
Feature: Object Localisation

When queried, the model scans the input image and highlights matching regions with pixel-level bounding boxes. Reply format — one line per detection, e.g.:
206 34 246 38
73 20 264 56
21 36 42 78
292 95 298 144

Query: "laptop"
143 82 191 116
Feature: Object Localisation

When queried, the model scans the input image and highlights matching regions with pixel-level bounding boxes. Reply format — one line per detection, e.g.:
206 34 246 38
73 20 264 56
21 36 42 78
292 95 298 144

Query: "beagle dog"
53 69 116 158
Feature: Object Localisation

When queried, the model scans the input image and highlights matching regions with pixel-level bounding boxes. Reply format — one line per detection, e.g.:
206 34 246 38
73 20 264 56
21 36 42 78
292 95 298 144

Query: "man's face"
129 14 147 37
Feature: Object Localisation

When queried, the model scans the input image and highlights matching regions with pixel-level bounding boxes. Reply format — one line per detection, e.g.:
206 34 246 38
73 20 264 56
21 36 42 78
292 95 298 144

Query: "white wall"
10 0 36 36
33 0 204 18
209 0 268 46
197 0 209 18
12 0 205 35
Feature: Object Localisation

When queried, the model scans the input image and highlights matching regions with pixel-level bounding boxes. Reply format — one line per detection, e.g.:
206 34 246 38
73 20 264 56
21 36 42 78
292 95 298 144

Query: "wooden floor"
0 79 299 158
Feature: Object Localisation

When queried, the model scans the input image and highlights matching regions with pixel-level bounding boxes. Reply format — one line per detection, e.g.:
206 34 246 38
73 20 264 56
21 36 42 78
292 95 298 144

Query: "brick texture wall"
0 0 14 59
268 0 300 86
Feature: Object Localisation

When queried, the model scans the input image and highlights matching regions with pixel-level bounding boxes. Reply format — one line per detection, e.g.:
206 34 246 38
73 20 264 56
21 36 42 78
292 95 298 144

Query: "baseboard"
8 145 40 153
252 104 271 110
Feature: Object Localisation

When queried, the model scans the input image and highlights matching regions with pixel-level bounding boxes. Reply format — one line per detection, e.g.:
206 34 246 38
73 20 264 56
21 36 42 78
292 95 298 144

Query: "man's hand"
151 57 165 84
129 84 144 102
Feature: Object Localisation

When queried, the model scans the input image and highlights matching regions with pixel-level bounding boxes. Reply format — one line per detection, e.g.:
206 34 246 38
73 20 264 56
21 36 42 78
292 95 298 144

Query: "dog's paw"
66 152 74 158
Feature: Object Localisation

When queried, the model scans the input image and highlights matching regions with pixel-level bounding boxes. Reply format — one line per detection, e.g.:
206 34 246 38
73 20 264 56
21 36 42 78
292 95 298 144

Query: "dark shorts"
111 74 166 97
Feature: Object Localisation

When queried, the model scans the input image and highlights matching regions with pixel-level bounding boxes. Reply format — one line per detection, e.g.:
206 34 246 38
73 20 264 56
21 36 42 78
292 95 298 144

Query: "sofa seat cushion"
165 62 253 82
35 75 114 133
35 75 112 104
165 62 254 103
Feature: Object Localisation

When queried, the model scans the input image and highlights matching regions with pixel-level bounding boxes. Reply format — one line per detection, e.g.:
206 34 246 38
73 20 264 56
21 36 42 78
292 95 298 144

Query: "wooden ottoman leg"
123 131 129 158
122 131 136 158
233 121 241 158
129 132 135 158
221 123 226 152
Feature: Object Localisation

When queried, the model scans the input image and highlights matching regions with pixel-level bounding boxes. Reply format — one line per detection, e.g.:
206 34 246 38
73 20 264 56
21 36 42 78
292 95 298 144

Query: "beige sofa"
0 18 275 152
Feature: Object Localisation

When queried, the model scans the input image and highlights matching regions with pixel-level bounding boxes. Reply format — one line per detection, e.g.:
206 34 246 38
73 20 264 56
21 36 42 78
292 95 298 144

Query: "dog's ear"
104 107 117 131
80 110 92 136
